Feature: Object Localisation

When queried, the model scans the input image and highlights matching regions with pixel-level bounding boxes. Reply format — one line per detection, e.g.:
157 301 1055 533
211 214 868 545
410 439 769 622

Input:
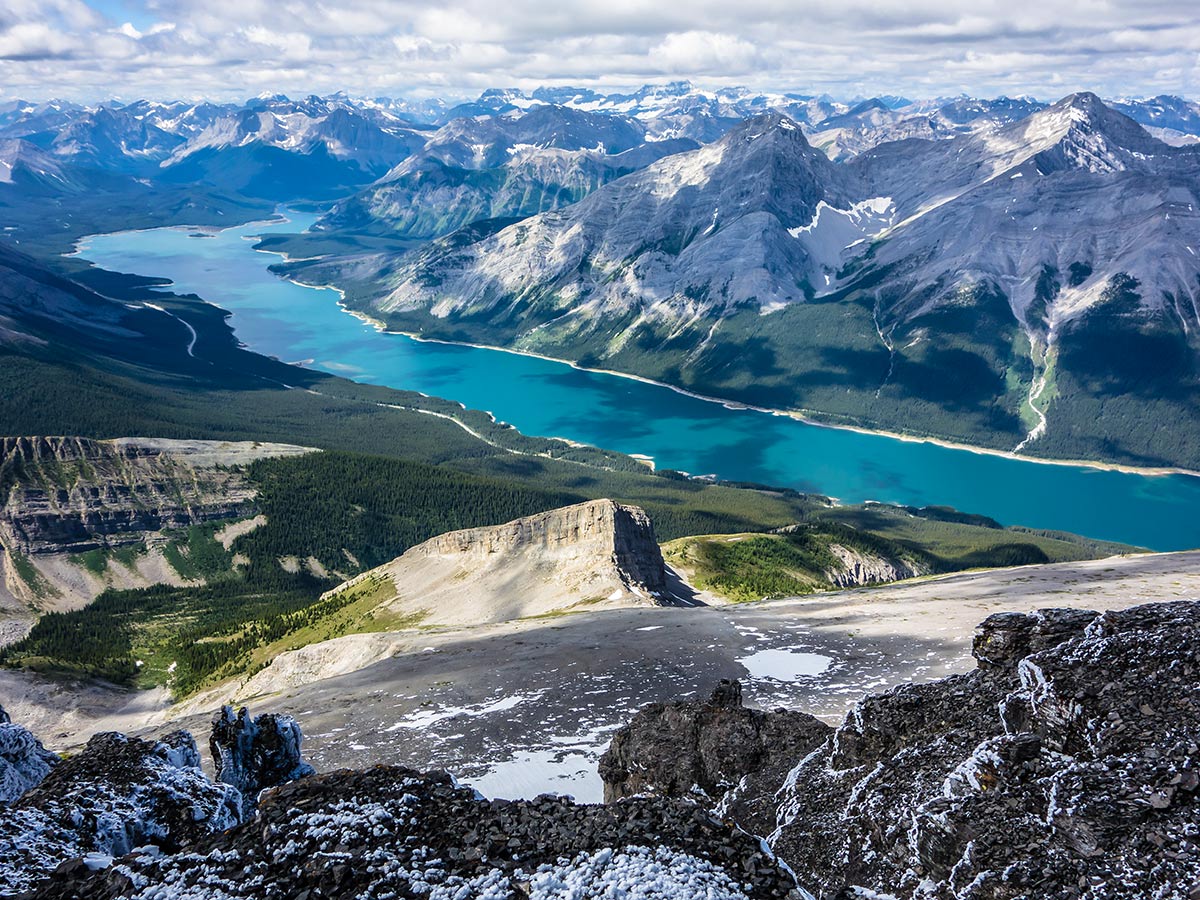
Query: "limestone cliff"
323 498 673 629
822 542 927 588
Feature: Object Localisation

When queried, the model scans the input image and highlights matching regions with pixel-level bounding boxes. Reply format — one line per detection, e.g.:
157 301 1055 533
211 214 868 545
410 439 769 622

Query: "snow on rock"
770 600 1200 899
0 705 58 804
0 730 241 896
30 766 803 899
209 705 315 814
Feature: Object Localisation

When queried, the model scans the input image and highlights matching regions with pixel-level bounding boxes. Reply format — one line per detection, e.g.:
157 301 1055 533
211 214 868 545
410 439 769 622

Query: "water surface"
77 212 1200 551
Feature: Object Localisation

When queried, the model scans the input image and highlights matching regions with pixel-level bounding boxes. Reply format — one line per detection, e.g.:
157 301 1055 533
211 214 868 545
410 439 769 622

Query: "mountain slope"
316 104 694 240
366 114 849 337
330 95 1200 469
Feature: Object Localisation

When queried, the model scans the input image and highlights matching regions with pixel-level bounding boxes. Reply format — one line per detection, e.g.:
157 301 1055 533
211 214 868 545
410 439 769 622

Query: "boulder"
599 678 832 837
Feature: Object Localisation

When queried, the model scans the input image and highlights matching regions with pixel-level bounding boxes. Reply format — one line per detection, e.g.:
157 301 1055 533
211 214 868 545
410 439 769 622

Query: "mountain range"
279 92 1199 469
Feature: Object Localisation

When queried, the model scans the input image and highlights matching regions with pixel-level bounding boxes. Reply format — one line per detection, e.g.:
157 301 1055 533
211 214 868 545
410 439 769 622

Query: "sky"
0 0 1197 103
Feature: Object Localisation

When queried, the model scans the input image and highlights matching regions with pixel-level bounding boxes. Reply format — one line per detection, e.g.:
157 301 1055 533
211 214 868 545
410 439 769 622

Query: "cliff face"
327 498 673 628
413 498 666 592
823 543 927 588
1 437 253 556
0 436 311 614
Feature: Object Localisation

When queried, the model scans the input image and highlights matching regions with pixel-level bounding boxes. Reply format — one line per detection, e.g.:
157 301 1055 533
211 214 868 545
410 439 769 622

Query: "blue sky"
0 0 1196 102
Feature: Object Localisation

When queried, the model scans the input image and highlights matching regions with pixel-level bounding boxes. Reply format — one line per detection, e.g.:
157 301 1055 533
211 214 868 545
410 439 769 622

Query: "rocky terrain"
316 498 677 630
596 600 1200 899
0 702 800 900
0 436 311 620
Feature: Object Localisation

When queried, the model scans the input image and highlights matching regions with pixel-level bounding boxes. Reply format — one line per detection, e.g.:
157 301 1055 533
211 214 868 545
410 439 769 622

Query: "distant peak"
1059 91 1107 114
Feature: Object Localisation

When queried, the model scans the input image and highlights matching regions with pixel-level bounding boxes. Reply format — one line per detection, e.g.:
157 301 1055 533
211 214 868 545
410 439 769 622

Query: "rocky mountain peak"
1011 91 1159 173
302 499 675 632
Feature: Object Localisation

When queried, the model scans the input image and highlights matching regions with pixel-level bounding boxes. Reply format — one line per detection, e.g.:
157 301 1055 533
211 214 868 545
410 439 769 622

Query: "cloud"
0 23 77 59
652 31 760 74
0 0 1194 101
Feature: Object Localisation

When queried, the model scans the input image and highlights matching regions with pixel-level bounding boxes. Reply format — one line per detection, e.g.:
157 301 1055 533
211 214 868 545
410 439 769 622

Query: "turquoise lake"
77 211 1200 552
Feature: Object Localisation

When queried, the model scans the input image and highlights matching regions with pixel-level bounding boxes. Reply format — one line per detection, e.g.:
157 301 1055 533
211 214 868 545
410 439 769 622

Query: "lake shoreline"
298 285 1200 483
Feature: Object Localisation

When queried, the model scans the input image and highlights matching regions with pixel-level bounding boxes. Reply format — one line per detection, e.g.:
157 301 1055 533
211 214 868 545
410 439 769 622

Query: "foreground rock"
0 703 315 896
770 602 1200 898
0 703 58 804
600 679 831 837
38 766 802 900
0 730 241 896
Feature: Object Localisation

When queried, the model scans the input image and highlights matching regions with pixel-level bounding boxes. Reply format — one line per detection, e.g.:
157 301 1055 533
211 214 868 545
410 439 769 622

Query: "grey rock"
0 716 58 805
0 729 241 896
771 599 1200 899
210 705 314 812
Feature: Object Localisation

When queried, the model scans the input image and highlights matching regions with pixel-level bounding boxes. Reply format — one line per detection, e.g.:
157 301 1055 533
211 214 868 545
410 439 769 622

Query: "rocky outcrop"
322 498 675 628
0 703 315 896
599 679 832 837
770 601 1200 899
34 766 803 900
0 704 58 804
0 730 242 896
823 542 927 588
413 498 666 594
210 705 315 812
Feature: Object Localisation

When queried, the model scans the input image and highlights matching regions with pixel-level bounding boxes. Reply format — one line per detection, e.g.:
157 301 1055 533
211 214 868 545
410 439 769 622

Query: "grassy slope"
662 504 1134 604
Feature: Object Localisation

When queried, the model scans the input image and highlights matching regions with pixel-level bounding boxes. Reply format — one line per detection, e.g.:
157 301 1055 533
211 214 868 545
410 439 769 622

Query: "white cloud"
652 31 759 74
0 22 77 59
0 0 1195 101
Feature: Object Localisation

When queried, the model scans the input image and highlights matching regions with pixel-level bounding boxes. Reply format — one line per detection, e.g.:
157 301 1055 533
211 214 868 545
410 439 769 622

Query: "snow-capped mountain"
0 140 74 190
849 92 1200 330
164 98 424 173
373 113 848 325
334 93 1200 466
319 138 696 240
318 106 689 239
805 96 1048 160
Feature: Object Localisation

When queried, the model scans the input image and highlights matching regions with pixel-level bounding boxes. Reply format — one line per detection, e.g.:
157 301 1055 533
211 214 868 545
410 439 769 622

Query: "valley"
74 213 1200 551
5 548 1196 805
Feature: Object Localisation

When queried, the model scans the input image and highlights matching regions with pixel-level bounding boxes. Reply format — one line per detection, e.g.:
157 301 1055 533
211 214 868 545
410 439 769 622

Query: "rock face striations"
1 437 255 556
323 498 675 627
0 436 311 614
